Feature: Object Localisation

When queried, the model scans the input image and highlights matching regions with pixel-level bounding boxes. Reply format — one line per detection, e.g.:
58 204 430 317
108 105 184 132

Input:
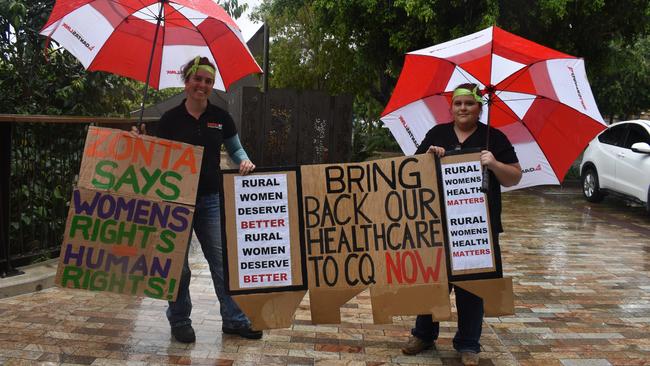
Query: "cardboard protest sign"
222 152 514 329
221 168 307 329
300 155 450 324
439 151 500 280
56 127 203 301
57 187 194 299
221 168 306 294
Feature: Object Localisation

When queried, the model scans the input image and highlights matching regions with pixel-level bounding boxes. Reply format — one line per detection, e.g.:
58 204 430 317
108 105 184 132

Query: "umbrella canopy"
40 0 261 91
381 26 607 190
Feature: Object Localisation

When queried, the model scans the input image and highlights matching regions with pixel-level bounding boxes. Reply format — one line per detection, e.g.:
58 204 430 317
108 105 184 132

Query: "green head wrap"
452 86 483 103
185 56 216 79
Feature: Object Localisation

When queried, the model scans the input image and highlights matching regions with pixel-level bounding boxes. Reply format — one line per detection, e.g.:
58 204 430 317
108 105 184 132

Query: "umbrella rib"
493 65 530 98
102 0 157 21
489 98 521 123
454 66 480 89
493 57 574 99
159 3 208 34
497 96 538 102
163 2 184 19
133 0 159 20
163 4 211 26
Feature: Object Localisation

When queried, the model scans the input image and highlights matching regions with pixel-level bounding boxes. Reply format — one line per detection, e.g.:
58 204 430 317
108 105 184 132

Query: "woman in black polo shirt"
155 56 260 343
401 83 522 366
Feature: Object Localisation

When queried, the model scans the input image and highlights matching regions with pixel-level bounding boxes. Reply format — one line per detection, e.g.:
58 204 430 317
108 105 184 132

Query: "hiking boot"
460 351 479 365
222 325 263 340
171 324 196 343
401 336 434 355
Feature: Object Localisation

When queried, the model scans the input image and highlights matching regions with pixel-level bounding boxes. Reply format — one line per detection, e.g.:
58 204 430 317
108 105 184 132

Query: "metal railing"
0 114 158 277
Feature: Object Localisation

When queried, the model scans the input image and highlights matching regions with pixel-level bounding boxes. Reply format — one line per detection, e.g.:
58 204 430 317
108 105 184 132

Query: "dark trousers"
410 232 503 353
411 285 484 353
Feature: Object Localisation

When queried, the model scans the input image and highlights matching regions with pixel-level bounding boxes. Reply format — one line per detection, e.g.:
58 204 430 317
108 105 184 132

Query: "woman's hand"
426 145 446 157
480 150 522 187
479 150 497 169
129 123 146 137
239 159 256 175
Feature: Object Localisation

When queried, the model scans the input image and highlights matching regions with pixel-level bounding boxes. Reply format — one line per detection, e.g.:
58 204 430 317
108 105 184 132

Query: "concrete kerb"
0 258 58 299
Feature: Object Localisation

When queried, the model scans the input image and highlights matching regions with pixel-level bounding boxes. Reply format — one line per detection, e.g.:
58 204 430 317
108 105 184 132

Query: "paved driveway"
0 184 648 366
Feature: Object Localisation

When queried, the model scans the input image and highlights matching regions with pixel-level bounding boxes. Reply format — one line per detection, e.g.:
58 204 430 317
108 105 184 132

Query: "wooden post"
0 122 22 277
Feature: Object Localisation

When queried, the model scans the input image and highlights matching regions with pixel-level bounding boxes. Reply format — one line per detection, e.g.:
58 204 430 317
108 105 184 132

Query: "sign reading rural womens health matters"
55 127 203 300
440 152 497 278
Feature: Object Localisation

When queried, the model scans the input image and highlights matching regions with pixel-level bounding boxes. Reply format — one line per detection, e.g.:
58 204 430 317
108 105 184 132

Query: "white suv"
580 119 650 212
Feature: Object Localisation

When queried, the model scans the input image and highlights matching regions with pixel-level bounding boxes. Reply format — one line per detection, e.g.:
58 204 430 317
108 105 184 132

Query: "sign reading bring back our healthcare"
55 127 203 301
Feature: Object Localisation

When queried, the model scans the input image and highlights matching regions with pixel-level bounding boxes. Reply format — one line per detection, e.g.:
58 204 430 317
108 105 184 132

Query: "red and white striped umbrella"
381 26 607 190
40 0 261 91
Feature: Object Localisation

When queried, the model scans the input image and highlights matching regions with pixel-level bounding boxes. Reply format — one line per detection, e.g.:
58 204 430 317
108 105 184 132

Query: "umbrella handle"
481 166 490 193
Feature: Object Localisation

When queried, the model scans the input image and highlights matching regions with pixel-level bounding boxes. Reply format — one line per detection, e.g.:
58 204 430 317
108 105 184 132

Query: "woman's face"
184 69 215 102
451 94 481 128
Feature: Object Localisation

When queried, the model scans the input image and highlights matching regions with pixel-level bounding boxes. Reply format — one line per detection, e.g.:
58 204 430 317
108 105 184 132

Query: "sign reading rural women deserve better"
55 127 203 300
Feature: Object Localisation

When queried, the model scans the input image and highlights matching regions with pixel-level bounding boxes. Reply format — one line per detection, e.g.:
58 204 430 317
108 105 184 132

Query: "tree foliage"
0 0 141 115
254 0 650 157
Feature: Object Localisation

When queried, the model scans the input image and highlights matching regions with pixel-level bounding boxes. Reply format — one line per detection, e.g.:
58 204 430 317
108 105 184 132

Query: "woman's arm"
224 134 255 175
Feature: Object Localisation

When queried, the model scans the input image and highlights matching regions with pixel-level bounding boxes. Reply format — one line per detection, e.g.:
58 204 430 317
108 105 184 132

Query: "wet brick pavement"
0 184 648 365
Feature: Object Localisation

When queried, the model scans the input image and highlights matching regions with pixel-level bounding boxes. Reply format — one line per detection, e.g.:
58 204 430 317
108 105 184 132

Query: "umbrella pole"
481 88 494 192
137 0 165 131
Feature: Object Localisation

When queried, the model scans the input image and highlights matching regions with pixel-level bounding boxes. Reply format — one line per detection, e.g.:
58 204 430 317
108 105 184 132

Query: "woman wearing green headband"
401 83 522 366
157 56 261 342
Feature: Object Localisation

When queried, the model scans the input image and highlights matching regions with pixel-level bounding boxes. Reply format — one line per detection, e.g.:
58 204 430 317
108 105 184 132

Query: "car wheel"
582 168 604 203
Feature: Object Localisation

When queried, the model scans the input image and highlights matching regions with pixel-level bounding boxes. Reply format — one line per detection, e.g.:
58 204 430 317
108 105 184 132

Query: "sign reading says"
56 127 203 300
301 155 447 289
234 174 292 288
440 155 494 273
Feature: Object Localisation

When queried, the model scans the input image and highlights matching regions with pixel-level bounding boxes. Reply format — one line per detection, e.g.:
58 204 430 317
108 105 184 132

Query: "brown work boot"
460 351 479 365
401 336 434 355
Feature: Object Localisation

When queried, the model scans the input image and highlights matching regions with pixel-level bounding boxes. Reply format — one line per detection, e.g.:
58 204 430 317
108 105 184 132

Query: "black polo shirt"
416 122 518 233
157 100 237 196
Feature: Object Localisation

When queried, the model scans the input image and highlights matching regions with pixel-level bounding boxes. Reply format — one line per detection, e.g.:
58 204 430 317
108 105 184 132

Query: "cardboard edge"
451 277 514 317
232 291 307 330
369 284 452 324
308 288 365 324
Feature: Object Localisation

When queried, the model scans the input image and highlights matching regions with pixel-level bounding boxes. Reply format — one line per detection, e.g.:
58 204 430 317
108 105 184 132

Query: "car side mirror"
631 142 650 154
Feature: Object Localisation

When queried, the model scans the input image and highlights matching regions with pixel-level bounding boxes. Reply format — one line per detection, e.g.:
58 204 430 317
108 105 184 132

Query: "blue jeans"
167 193 250 329
412 286 484 353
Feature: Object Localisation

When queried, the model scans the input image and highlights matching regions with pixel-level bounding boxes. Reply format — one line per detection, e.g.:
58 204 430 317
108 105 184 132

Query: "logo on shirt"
207 122 223 129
